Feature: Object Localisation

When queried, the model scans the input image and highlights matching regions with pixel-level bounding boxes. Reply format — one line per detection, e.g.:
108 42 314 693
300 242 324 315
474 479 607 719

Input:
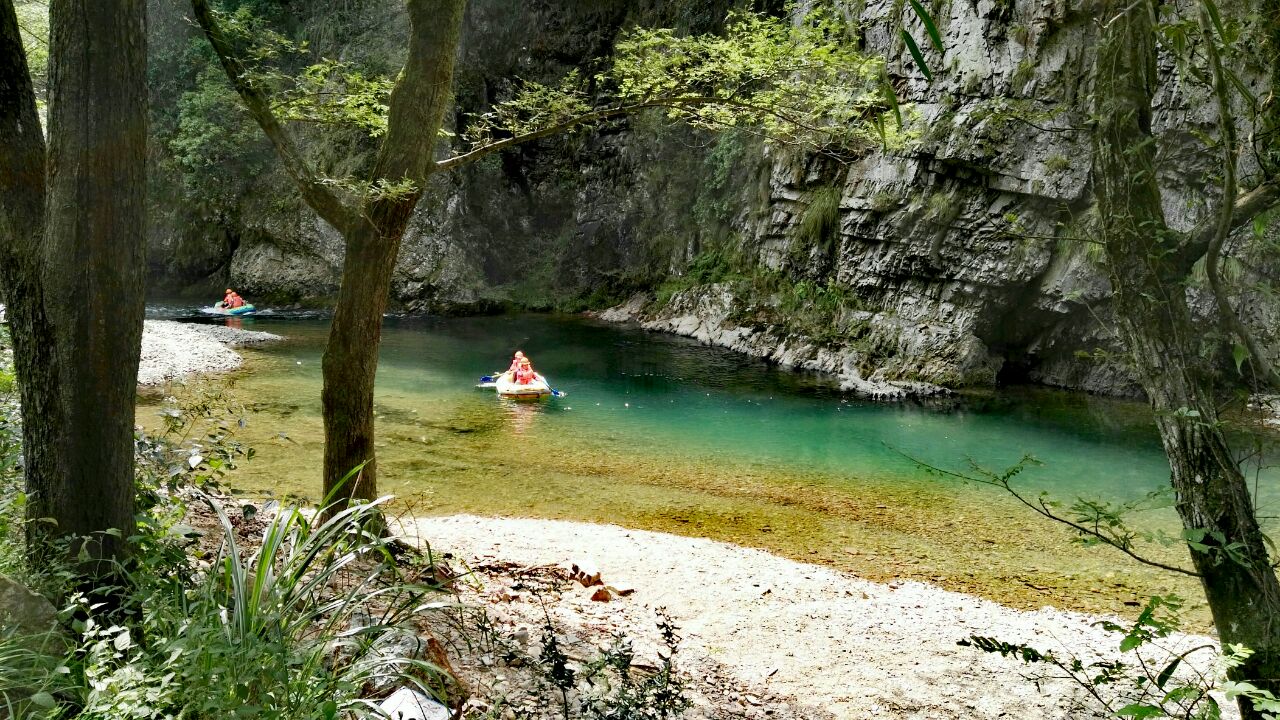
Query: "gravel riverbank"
138 320 281 386
402 515 1230 720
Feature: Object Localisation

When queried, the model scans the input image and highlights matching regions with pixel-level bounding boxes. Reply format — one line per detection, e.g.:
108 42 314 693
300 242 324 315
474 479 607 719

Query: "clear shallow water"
142 306 1280 621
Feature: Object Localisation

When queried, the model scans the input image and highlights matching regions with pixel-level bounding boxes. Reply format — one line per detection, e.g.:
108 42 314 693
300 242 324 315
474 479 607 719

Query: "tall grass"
68 495 448 720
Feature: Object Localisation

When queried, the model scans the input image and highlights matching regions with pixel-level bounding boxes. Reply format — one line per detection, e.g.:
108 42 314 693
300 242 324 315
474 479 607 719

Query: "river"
140 307 1280 624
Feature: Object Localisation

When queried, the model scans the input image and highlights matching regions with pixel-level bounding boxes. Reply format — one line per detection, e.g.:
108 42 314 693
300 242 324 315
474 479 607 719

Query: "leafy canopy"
460 8 906 154
211 2 910 187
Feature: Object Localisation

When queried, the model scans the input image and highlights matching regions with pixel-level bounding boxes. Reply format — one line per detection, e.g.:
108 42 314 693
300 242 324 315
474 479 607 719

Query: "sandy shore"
138 320 281 386
402 514 1228 720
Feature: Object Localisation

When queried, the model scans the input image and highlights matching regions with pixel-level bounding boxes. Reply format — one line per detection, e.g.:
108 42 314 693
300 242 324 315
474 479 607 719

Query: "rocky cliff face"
609 0 1277 398
147 0 1278 398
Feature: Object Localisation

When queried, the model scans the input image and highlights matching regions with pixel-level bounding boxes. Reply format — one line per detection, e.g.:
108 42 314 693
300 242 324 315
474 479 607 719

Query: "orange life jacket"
515 365 535 385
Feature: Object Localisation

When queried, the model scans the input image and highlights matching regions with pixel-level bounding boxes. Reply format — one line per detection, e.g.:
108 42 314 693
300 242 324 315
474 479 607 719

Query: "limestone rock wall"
147 0 1278 397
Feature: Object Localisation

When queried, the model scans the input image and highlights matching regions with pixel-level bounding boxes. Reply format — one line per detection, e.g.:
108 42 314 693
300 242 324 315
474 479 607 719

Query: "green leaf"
1203 0 1226 42
1117 703 1164 719
1156 656 1181 689
1233 343 1248 374
880 69 903 127
901 31 932 81
907 0 944 52
29 692 56 708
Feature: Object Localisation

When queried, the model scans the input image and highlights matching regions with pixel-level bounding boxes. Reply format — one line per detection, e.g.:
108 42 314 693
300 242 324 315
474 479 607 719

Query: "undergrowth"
0 387 452 720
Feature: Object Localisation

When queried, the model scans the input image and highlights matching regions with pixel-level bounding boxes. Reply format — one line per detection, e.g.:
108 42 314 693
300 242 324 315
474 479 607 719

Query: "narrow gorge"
146 0 1280 399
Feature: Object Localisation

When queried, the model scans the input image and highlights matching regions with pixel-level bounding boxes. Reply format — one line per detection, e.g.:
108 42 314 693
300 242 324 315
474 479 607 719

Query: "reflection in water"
499 397 546 435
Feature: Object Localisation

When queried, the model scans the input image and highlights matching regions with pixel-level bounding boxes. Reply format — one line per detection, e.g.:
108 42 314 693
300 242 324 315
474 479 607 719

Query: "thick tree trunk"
36 0 148 564
0 0 69 562
1093 2 1280 713
320 0 465 508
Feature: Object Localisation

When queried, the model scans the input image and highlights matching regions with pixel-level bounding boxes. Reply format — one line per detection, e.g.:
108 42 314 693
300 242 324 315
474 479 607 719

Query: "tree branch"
1197 5 1280 388
436 94 864 173
891 448 1202 578
189 0 358 234
1175 181 1280 270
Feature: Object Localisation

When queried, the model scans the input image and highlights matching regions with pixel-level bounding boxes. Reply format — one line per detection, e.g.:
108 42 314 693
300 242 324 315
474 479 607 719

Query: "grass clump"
791 185 842 264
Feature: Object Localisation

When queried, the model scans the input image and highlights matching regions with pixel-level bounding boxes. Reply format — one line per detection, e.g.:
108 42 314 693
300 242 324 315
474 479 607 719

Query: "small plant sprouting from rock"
579 610 691 720
515 605 690 720
1044 153 1072 174
538 607 576 720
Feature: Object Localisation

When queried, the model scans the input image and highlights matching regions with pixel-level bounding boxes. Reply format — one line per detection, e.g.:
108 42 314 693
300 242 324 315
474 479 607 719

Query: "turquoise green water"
229 313 1174 497
142 309 1280 621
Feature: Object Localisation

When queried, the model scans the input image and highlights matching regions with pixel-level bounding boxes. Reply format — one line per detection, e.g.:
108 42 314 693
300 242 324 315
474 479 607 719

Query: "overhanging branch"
1175 181 1280 271
189 0 358 234
436 94 869 173
891 448 1202 578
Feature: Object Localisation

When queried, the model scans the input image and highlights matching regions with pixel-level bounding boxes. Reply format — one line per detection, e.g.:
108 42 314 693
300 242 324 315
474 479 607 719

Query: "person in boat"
220 288 246 309
513 355 538 385
507 351 526 374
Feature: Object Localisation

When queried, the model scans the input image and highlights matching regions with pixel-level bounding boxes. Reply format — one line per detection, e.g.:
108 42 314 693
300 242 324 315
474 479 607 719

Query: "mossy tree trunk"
1093 2 1280 713
194 0 466 511
315 0 466 509
0 0 147 567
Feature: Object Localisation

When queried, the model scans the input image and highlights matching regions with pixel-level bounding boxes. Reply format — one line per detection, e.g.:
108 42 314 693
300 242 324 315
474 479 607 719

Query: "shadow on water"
138 308 1280 626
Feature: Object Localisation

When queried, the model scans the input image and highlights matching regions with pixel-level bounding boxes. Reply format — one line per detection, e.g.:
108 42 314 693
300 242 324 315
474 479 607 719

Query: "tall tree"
191 0 894 510
0 0 148 566
1092 1 1280 713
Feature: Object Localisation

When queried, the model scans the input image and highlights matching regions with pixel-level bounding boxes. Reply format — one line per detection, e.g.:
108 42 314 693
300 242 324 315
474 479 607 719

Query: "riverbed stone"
378 687 450 720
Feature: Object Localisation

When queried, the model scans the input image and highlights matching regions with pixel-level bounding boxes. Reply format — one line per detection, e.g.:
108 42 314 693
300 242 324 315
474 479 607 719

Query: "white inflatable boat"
494 371 553 399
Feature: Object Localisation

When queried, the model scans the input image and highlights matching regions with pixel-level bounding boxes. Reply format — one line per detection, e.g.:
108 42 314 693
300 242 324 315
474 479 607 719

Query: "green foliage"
962 595 1280 719
161 55 274 220
741 270 870 347
1043 153 1072 174
868 190 902 213
481 600 691 720
0 383 447 719
274 59 397 138
692 129 758 231
578 611 691 720
0 337 26 580
653 244 742 307
462 7 908 157
65 495 444 720
461 69 593 149
0 629 69 720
